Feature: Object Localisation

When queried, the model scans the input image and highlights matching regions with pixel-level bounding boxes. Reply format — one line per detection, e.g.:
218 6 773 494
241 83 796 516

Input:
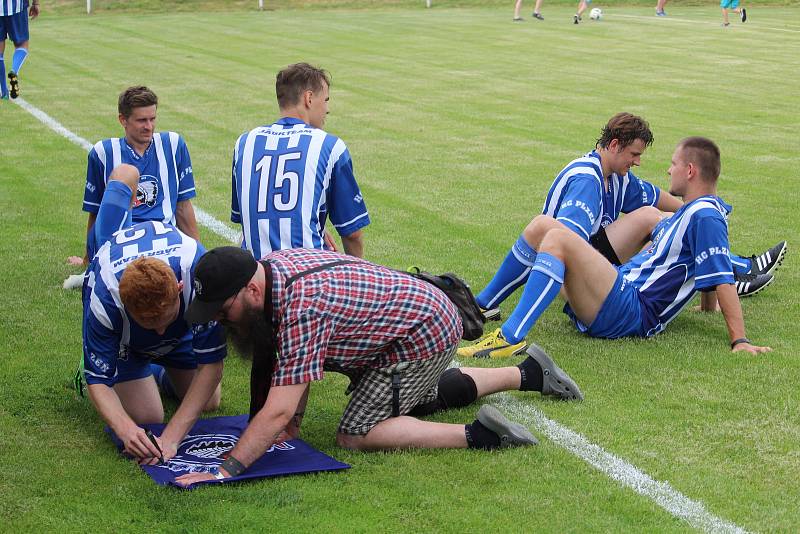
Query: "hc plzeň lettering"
695 246 730 265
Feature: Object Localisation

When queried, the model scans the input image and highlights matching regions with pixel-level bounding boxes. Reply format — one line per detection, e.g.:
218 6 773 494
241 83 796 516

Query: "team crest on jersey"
134 175 160 208
155 433 295 474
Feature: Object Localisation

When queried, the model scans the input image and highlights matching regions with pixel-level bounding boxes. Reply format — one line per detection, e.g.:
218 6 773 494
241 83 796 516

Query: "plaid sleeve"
272 310 332 386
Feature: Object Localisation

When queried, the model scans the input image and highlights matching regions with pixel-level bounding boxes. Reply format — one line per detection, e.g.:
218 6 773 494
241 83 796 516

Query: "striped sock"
12 48 28 73
501 252 564 344
476 235 537 309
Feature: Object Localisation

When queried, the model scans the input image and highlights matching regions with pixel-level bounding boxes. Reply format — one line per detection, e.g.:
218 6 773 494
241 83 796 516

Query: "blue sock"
501 252 565 344
151 364 177 399
730 253 751 275
476 235 537 309
0 58 7 97
11 48 28 73
94 180 133 248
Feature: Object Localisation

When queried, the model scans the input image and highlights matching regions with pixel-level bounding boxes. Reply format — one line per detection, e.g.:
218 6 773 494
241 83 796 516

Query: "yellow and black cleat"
8 71 19 99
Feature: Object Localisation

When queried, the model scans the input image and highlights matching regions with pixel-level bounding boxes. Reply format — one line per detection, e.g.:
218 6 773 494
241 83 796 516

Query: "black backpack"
406 267 486 340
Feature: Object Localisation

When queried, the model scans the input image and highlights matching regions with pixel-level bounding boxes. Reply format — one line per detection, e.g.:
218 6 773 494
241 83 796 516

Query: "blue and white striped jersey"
541 150 660 241
82 132 196 226
82 222 225 386
1 0 25 16
231 117 370 259
620 195 734 336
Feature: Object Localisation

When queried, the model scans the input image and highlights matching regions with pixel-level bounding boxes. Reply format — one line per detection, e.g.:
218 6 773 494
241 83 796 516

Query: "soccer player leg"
157 339 222 412
603 206 662 264
112 359 166 425
476 233 537 312
0 53 7 99
501 251 566 345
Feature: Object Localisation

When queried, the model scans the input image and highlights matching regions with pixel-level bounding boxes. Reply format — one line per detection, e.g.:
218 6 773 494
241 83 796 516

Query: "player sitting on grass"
465 137 771 357
172 246 583 485
460 113 784 358
80 165 226 464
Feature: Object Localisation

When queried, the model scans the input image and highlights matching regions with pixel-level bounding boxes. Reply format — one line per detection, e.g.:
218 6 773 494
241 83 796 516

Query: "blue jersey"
82 221 226 387
1 0 24 16
231 117 370 259
82 132 196 226
620 196 734 336
541 151 660 241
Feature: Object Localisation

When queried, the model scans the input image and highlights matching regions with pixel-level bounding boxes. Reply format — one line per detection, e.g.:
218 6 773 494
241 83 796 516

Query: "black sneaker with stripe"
735 272 774 297
741 241 787 276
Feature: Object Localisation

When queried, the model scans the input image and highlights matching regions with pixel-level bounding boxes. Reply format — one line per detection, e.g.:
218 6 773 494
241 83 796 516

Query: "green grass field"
1 2 798 531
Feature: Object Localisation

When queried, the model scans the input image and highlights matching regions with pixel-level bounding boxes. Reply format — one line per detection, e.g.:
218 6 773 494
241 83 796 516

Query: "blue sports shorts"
565 271 645 339
720 0 739 8
1 4 30 44
113 337 198 384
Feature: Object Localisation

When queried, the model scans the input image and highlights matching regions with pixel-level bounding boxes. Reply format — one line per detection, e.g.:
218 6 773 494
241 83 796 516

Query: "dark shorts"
565 270 645 339
338 345 457 436
589 226 622 266
1 4 30 44
107 338 198 385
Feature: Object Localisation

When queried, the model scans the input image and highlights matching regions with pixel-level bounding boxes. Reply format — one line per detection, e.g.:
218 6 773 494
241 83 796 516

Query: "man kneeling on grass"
175 247 582 485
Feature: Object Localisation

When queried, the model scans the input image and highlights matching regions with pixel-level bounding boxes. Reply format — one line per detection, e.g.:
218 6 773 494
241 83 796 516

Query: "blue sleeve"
621 173 660 212
176 137 196 202
689 212 735 290
191 321 227 364
328 149 370 236
82 310 120 387
230 146 241 224
83 150 106 214
553 177 601 241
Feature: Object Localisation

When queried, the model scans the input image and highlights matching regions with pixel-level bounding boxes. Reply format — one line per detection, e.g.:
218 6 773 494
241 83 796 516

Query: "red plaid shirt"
263 249 463 387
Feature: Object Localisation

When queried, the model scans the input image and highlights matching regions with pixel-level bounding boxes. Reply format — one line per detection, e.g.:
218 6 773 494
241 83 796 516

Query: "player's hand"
732 342 772 355
323 231 338 252
161 441 178 462
121 426 163 460
67 256 86 266
29 3 40 18
174 471 217 487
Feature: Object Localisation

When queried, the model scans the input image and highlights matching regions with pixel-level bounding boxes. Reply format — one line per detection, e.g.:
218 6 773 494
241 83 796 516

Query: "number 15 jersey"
231 117 370 259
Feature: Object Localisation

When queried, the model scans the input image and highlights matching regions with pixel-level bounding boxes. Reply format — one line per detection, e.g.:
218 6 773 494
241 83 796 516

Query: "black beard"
224 304 269 360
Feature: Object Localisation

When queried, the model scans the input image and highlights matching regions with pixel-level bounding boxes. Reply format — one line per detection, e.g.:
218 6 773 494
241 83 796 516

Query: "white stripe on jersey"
333 211 369 230
111 138 122 173
257 219 271 255
168 131 181 217
153 134 174 224
542 159 602 216
556 217 591 240
179 234 197 313
239 130 258 254
279 218 292 250
93 140 107 176
301 131 326 248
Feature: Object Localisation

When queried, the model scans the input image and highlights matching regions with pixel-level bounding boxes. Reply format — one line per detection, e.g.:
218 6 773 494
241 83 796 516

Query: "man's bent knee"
109 164 140 191
336 432 367 450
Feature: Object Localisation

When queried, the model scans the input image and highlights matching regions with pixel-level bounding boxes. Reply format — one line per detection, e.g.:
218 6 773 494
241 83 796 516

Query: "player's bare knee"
539 228 572 256
523 215 558 245
336 432 365 450
203 388 222 412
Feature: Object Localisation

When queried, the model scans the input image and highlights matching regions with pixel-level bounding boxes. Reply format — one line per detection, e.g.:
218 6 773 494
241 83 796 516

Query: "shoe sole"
8 71 19 99
737 275 774 298
526 343 584 400
472 342 528 359
477 405 538 447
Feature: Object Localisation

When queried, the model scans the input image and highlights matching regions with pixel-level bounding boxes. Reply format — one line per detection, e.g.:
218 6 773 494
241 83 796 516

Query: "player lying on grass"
460 113 784 358
465 137 771 357
173 246 582 485
81 165 225 464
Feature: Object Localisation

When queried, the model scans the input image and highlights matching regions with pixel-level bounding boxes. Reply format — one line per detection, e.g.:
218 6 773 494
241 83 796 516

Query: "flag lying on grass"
107 414 350 489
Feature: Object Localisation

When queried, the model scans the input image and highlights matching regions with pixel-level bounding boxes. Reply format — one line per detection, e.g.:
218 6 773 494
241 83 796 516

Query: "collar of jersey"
122 137 154 160
275 117 309 127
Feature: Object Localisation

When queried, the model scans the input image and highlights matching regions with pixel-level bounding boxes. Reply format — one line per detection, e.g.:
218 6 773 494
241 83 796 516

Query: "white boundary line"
613 13 800 34
15 96 748 534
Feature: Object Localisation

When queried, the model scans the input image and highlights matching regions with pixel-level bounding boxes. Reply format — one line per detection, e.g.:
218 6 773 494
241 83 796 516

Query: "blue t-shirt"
82 132 196 225
231 118 370 259
541 150 660 241
620 195 735 336
82 221 225 386
1 0 25 16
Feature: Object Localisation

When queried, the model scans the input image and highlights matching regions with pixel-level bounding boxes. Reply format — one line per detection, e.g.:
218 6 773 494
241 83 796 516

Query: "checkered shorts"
337 345 457 435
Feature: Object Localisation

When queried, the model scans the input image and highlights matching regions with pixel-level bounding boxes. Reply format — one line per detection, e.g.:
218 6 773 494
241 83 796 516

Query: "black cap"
185 246 258 324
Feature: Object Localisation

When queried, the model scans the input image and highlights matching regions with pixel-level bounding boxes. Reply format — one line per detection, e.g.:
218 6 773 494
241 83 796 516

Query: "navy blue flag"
107 414 350 489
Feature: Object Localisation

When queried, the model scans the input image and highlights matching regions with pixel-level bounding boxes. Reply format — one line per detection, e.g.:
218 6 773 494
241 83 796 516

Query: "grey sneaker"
477 405 538 447
481 306 501 321
526 343 584 400
532 12 544 19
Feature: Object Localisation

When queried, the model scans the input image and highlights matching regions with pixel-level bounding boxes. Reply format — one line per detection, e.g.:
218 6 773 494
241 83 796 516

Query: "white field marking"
12 97 241 244
18 96 748 534
613 13 800 34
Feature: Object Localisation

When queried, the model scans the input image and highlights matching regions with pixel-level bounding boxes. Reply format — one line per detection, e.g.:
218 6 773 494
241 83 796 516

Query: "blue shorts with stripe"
564 270 646 339
1 5 29 44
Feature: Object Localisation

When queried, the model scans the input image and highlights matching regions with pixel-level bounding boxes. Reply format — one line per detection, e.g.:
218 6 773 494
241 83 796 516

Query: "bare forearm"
175 200 200 240
716 283 746 342
699 291 720 312
341 230 364 258
656 192 683 213
87 383 138 436
161 362 223 447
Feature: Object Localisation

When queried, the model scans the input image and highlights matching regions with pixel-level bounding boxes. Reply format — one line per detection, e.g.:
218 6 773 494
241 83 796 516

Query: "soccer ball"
589 7 603 20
